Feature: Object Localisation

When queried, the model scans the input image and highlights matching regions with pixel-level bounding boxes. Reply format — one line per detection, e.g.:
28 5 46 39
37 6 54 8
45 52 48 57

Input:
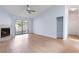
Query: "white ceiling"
68 5 79 8
1 5 51 18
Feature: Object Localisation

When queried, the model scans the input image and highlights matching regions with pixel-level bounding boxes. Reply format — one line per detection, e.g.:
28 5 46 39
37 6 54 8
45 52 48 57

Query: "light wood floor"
0 34 79 53
68 35 79 40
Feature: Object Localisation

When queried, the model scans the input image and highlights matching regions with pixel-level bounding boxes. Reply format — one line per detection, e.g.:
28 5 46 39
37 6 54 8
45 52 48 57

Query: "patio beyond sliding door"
16 19 29 35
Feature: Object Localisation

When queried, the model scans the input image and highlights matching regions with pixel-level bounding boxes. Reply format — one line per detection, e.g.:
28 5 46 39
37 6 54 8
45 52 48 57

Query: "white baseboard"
33 33 57 39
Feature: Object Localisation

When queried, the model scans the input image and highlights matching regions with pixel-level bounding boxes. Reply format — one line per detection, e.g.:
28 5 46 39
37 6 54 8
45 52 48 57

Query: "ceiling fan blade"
26 10 36 12
28 11 32 14
26 5 36 14
31 10 36 12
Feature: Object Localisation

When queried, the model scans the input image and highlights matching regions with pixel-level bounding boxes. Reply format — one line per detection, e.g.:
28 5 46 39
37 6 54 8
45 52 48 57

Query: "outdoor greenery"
16 20 26 28
16 20 28 34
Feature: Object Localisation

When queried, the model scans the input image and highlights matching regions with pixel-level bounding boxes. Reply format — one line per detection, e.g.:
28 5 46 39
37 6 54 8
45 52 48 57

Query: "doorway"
68 10 79 40
57 16 63 39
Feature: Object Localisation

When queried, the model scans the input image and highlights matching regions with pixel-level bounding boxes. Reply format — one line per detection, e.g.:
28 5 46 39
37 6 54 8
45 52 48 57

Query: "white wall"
28 19 33 33
0 9 11 25
68 11 78 35
63 6 68 40
33 5 67 38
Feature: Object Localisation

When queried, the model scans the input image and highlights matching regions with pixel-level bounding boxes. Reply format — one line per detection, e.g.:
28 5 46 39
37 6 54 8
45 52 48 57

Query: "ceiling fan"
26 5 36 14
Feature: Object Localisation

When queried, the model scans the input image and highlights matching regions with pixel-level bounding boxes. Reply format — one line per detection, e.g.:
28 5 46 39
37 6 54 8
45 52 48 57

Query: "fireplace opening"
1 28 10 38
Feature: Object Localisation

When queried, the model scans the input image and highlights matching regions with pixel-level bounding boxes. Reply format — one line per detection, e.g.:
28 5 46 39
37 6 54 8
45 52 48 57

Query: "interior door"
57 16 63 39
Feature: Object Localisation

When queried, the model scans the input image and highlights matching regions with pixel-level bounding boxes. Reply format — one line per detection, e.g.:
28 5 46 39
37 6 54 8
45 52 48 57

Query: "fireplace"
1 28 10 38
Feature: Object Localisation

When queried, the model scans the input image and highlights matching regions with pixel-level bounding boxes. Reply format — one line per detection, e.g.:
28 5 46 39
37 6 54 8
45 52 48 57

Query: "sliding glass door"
16 19 29 35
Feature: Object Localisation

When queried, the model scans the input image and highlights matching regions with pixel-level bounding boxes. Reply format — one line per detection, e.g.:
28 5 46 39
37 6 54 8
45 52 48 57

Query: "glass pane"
16 20 28 35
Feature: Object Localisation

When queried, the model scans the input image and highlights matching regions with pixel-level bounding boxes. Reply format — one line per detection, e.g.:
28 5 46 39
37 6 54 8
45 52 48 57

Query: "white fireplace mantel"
0 25 11 28
0 25 12 41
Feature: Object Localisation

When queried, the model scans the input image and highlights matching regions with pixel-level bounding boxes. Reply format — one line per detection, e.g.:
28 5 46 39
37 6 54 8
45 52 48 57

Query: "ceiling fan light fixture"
69 8 77 11
26 5 36 14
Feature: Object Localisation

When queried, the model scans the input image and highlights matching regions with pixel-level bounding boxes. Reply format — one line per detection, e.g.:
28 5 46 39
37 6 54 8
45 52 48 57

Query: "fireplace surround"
0 25 12 41
1 28 10 38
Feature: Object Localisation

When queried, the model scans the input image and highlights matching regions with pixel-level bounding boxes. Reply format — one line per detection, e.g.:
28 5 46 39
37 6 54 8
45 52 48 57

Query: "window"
16 19 29 35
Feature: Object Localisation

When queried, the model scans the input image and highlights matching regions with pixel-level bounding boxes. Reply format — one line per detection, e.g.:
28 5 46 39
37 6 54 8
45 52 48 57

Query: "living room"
0 5 79 53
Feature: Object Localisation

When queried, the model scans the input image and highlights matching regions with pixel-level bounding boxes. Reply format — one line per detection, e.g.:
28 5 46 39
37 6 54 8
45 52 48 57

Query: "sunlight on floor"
68 36 79 42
